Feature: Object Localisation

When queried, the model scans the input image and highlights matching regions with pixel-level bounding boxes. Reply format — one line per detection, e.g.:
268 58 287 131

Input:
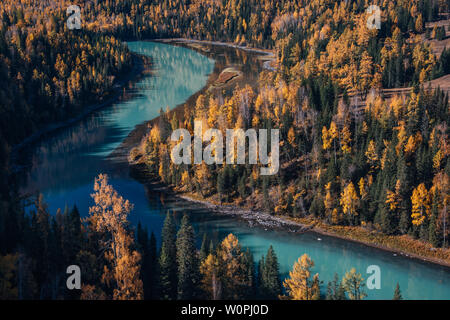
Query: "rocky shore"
178 194 313 233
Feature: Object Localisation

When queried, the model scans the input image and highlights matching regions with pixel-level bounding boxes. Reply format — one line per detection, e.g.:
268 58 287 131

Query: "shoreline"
10 52 151 172
155 38 275 57
130 160 450 270
177 194 314 233
157 38 277 72
112 38 267 160
177 192 450 270
109 42 221 161
123 39 450 270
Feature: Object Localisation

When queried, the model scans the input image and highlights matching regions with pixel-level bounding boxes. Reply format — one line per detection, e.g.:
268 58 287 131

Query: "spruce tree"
326 273 346 300
136 223 150 299
149 231 158 299
257 255 265 296
429 193 439 247
241 248 256 299
393 282 403 300
260 246 281 299
176 215 199 300
199 233 208 262
159 212 177 300
238 175 247 199
217 170 225 203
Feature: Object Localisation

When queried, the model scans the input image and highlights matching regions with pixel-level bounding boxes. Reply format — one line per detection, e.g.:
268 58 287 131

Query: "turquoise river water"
18 41 450 300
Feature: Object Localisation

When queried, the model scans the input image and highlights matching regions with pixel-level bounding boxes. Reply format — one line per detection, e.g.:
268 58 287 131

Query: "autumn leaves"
87 174 143 300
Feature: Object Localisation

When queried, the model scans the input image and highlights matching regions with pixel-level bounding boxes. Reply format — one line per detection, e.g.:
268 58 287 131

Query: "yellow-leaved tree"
342 268 367 300
341 125 352 154
88 174 143 300
199 253 221 300
216 233 247 299
281 254 320 300
340 182 359 218
365 140 379 170
411 183 430 226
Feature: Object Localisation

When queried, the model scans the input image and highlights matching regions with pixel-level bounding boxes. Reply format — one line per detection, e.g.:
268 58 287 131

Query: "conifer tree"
176 215 199 300
393 282 403 300
282 254 320 300
216 234 248 299
242 248 256 299
159 212 177 300
199 233 209 262
325 273 346 300
88 174 143 300
260 246 281 299
342 268 367 300
148 231 158 299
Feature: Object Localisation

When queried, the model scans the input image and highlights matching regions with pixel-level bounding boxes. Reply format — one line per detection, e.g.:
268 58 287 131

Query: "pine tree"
257 254 265 296
199 233 208 262
159 212 177 300
428 193 439 247
342 268 367 300
326 273 346 300
238 175 247 199
411 183 430 227
217 170 225 203
136 223 149 298
199 253 221 300
149 231 158 299
393 282 403 300
340 182 359 224
242 248 256 299
281 254 320 300
176 215 199 300
88 174 143 300
260 246 281 299
216 234 247 299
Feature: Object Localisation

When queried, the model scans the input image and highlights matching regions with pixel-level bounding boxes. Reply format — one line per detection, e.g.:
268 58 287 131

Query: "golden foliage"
281 254 320 300
411 183 430 226
89 174 143 300
341 125 352 154
340 182 359 216
365 140 379 169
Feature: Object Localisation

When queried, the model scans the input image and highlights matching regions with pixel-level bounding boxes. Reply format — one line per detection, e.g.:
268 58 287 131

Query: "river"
17 41 450 300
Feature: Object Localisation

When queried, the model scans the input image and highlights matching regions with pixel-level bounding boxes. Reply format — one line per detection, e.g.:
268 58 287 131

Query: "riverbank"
178 193 313 233
11 52 152 172
130 147 450 270
157 38 277 71
156 38 275 57
175 192 450 269
113 39 267 161
124 40 450 269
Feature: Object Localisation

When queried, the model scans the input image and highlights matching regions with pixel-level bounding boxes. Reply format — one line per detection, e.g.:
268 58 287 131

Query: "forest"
0 0 448 300
132 0 449 257
0 173 402 300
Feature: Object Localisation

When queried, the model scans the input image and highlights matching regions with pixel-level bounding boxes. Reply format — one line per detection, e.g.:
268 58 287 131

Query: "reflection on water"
18 41 215 204
16 41 450 300
147 191 450 300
